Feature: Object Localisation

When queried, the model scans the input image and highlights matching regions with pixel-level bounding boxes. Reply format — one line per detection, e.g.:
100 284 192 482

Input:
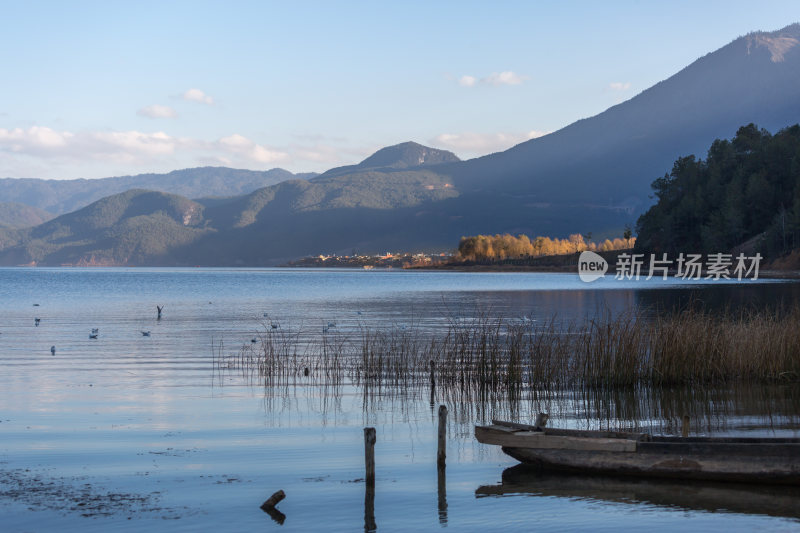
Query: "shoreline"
404 263 800 279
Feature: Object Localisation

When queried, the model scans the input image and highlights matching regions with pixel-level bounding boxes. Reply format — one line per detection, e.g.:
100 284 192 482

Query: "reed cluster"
215 307 800 392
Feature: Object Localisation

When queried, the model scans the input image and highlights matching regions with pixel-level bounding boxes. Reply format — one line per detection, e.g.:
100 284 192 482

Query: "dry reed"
214 307 800 393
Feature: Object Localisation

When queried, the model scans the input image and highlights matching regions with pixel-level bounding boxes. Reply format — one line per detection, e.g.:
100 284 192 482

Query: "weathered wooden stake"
363 426 377 531
364 427 376 487
156 305 163 320
535 412 549 429
437 405 447 470
682 414 690 438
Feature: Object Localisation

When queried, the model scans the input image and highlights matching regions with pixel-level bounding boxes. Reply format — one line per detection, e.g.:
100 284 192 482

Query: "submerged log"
260 489 285 510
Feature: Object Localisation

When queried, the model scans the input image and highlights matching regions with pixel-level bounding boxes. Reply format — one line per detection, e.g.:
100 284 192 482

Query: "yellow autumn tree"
457 233 635 261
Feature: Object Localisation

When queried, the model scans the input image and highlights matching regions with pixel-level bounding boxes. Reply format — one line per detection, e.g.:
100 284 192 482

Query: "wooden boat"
475 419 800 485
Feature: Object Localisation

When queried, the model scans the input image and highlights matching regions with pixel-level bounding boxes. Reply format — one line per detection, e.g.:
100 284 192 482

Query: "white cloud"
458 75 477 87
0 126 288 170
458 71 527 87
291 144 343 164
218 134 252 149
137 104 178 119
0 124 554 177
431 130 548 155
483 71 525 86
608 81 631 91
86 130 177 160
286 136 375 167
0 126 73 151
218 134 288 164
182 88 214 105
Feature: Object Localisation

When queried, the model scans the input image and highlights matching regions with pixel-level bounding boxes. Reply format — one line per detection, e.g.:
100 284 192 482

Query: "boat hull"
475 422 800 485
502 446 800 485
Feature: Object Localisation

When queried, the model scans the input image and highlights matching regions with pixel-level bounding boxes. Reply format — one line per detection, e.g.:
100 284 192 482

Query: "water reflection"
635 282 800 315
261 504 286 525
437 467 447 525
477 464 800 521
571 385 800 435
244 376 800 437
364 483 376 532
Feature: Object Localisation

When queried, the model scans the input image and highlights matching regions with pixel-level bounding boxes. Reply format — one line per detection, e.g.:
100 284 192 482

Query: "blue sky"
1 0 799 179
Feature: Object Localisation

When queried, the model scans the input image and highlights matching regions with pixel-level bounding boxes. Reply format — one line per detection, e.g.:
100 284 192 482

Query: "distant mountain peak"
317 141 460 179
359 141 460 168
746 23 800 62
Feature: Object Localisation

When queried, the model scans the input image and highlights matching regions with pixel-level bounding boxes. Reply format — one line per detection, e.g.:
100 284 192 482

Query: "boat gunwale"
489 419 800 445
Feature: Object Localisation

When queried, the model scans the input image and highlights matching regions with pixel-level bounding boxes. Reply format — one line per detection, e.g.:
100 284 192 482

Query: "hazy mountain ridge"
0 190 210 265
0 165 462 265
0 166 316 215
0 202 55 228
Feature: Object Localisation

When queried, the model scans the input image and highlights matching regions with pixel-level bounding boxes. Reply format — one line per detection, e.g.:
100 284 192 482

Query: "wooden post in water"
437 404 448 524
682 415 690 438
364 427 376 487
437 405 447 470
363 427 377 532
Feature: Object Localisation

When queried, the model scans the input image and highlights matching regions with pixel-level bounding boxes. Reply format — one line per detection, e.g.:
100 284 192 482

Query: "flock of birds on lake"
29 304 371 355
26 303 536 355
29 303 161 355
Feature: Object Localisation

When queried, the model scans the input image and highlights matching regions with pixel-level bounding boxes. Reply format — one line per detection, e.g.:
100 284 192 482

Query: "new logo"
578 251 608 282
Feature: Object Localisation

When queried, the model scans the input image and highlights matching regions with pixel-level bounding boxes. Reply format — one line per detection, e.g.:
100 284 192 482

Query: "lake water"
1 268 799 531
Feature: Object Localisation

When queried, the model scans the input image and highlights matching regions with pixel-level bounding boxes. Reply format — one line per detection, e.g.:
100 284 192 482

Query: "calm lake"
1 268 799 532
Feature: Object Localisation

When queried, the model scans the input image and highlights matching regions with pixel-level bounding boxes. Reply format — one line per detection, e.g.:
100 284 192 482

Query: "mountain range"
1 24 799 266
0 167 317 216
